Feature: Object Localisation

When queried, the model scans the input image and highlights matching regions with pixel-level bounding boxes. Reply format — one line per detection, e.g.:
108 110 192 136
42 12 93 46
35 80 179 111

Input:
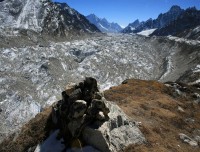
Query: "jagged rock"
94 92 104 100
50 77 145 151
82 101 146 152
178 106 185 113
179 133 198 146
69 100 87 119
65 82 76 96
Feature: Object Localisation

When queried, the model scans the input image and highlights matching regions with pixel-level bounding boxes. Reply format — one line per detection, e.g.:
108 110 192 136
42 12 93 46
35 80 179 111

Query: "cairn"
51 77 110 147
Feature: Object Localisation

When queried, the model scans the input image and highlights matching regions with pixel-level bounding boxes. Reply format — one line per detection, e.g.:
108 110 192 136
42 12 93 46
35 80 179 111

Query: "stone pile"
52 77 109 145
51 77 145 152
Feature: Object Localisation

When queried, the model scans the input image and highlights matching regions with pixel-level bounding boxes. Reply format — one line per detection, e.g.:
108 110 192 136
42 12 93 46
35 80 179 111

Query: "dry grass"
0 79 200 152
104 79 200 152
0 107 53 152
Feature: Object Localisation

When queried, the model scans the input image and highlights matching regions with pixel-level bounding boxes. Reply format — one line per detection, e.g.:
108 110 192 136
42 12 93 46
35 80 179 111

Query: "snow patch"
137 29 157 36
193 65 200 73
34 130 100 152
168 36 200 45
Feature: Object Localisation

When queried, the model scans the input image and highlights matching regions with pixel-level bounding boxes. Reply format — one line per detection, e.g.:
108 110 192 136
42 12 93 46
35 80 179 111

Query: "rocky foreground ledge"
1 78 200 152
0 78 145 152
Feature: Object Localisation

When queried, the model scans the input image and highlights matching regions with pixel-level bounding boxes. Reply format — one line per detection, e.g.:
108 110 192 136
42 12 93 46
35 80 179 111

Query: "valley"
0 0 200 151
0 33 200 142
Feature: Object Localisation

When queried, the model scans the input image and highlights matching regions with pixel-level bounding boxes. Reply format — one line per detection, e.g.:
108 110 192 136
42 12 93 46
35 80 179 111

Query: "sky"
53 0 200 27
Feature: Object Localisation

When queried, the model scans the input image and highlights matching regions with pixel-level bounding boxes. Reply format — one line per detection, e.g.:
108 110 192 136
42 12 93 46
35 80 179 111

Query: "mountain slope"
151 7 200 37
122 5 184 33
121 19 140 33
0 0 100 37
178 26 200 40
105 79 200 152
86 14 123 33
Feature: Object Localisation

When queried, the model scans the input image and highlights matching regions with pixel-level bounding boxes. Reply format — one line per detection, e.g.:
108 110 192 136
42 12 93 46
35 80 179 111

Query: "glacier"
0 33 200 142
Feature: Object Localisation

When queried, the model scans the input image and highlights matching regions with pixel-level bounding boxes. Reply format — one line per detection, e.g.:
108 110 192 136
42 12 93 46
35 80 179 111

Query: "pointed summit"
169 5 182 12
86 14 123 33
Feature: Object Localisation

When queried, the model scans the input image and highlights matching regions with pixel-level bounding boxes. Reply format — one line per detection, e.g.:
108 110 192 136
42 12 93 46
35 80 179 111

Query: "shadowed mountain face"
151 7 200 37
86 14 123 33
122 19 140 33
0 0 100 37
177 26 200 40
122 5 184 33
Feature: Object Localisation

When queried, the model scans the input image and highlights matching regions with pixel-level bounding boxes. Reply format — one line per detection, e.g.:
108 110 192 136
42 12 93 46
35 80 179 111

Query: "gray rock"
69 100 87 119
179 133 198 146
65 82 76 96
82 101 146 152
96 111 106 121
68 118 84 137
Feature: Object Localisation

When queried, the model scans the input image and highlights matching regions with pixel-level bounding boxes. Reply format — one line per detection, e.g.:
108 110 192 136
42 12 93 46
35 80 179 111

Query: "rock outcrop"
0 0 100 37
50 77 145 151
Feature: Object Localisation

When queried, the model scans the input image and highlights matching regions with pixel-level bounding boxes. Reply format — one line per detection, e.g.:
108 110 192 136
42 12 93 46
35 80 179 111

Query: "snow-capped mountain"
86 14 123 33
0 0 100 37
122 5 184 33
121 19 140 33
151 7 200 37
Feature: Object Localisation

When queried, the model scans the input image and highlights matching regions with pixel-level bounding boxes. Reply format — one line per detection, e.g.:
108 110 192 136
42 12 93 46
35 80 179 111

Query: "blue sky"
53 0 200 27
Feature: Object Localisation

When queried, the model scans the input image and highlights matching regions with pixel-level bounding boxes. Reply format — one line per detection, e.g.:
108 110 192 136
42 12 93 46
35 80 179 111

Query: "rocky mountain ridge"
122 5 184 33
151 7 200 37
86 14 123 33
0 0 100 38
122 5 200 39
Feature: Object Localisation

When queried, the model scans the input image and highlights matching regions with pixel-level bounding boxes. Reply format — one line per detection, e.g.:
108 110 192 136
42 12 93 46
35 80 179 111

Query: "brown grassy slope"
104 79 200 152
0 107 53 152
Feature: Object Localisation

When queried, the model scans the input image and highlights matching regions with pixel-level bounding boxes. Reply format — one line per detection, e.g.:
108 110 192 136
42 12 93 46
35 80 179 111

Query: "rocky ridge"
122 5 184 33
86 14 123 33
122 5 200 40
105 79 200 152
151 7 200 37
0 78 145 152
0 0 100 43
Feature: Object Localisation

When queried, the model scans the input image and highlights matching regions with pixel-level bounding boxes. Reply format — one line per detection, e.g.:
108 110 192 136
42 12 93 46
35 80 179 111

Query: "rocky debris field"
0 33 200 143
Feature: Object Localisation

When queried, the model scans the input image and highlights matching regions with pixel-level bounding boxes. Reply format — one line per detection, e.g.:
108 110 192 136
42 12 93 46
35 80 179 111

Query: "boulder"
65 83 76 95
69 100 87 119
82 101 146 152
179 133 198 146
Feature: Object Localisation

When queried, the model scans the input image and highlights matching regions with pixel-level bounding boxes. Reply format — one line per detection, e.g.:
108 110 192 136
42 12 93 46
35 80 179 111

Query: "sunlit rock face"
0 0 100 36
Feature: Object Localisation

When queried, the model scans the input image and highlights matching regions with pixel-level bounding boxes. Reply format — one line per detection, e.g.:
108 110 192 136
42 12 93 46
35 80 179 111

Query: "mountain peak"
169 5 182 12
86 14 122 33
0 0 100 37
